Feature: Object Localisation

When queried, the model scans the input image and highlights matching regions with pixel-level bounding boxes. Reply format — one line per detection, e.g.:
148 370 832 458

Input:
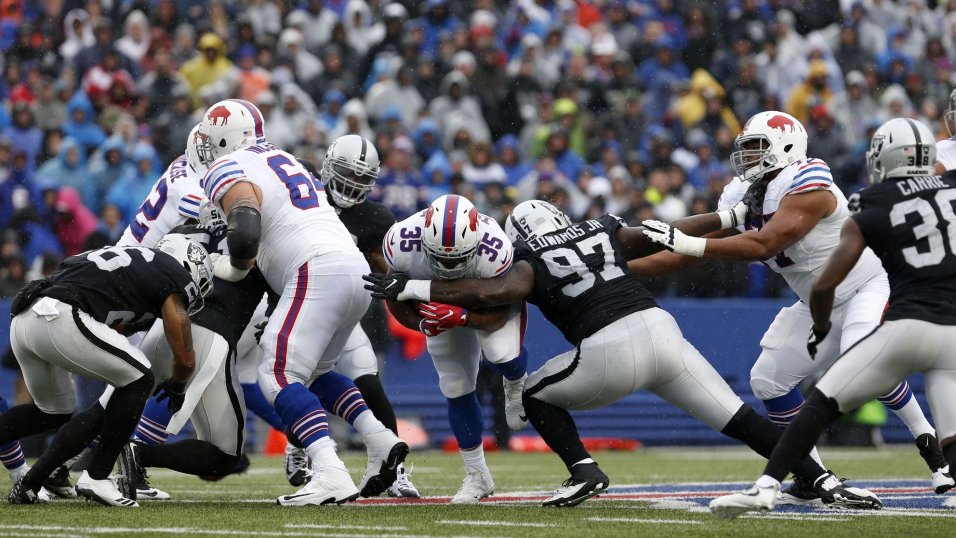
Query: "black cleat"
8 478 44 504
542 463 609 507
815 472 882 510
43 465 77 499
915 433 955 494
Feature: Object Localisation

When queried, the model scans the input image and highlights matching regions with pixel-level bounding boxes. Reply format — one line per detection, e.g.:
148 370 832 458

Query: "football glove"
363 273 432 302
154 379 188 414
418 302 469 334
807 323 831 360
641 220 707 257
253 319 268 345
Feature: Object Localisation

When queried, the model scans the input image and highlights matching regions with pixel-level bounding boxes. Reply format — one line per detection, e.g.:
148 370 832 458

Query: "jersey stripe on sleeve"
177 193 203 219
203 159 243 203
786 159 832 195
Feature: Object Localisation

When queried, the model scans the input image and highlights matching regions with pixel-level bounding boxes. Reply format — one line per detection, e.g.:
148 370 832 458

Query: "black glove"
154 379 188 414
807 323 831 360
253 319 268 345
362 272 410 301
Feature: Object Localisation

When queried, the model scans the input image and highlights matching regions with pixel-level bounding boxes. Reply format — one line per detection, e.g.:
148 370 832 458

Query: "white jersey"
717 157 885 304
383 209 514 280
117 155 205 247
202 141 359 291
937 138 956 171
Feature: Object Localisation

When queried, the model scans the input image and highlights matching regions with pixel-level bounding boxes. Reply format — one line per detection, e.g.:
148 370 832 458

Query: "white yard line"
585 517 703 525
284 524 409 531
437 520 555 528
0 525 446 538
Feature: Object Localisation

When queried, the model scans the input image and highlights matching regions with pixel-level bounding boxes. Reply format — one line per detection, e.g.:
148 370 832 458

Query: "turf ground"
1 446 954 537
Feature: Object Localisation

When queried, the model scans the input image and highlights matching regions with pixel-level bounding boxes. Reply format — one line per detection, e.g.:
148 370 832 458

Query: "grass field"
1 446 954 537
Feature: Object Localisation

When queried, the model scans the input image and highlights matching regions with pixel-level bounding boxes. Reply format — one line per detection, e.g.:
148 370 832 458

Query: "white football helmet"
320 134 380 208
505 200 571 243
866 118 937 184
421 195 480 279
731 111 808 182
945 88 956 138
155 233 214 314
196 99 266 166
185 124 207 176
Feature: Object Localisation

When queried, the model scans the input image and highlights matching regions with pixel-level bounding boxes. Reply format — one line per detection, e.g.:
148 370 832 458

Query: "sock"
720 404 827 484
763 389 842 482
0 402 71 446
460 444 486 471
137 439 239 478
308 371 370 426
353 374 398 434
756 474 781 488
87 374 154 480
242 383 285 431
133 395 173 446
24 403 105 491
486 347 528 381
447 392 483 451
943 440 956 471
0 396 25 471
304 436 341 469
763 389 827 469
879 381 936 438
274 383 329 447
352 410 386 437
523 393 591 470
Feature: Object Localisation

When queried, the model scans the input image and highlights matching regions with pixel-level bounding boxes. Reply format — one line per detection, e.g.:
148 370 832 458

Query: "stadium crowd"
0 0 955 298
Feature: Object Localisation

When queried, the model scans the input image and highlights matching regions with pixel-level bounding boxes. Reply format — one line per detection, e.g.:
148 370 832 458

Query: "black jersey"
328 195 396 255
514 214 658 344
851 171 956 325
169 224 269 346
34 246 198 328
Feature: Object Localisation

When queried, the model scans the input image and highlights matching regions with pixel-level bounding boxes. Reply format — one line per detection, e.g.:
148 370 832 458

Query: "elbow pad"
227 206 261 259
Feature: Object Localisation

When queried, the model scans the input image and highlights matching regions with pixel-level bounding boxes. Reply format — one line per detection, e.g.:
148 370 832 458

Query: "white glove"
209 253 251 282
717 201 748 229
641 220 707 257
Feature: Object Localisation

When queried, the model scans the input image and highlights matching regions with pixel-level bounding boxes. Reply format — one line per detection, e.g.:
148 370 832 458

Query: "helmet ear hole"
783 144 792 152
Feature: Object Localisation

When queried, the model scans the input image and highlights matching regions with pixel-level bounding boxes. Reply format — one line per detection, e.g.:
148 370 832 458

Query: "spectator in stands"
35 137 87 196
832 70 878 147
330 98 374 141
269 82 315 151
62 91 106 153
372 135 424 221
105 142 158 225
179 32 233 108
115 10 151 63
2 105 42 173
786 59 834 124
54 187 96 256
59 9 94 62
286 0 337 52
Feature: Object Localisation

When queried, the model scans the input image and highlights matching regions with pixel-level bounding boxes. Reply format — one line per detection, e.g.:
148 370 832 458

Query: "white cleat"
276 464 359 506
359 429 409 497
503 374 528 431
386 463 420 498
709 482 779 520
75 471 139 507
932 465 954 494
450 467 494 505
136 484 171 501
284 444 310 487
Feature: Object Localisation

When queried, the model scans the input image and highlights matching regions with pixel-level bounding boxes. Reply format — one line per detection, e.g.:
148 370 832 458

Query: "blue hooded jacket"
35 137 89 195
106 143 159 224
63 92 107 151
87 137 133 212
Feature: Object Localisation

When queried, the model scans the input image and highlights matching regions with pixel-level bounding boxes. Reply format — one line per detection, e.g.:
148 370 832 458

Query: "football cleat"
915 433 954 494
359 429 409 497
276 464 359 506
709 482 780 519
814 472 882 510
75 471 138 507
117 441 170 502
543 463 609 507
778 474 822 506
42 465 77 499
7 477 49 504
285 444 310 487
450 466 494 505
386 463 420 498
503 374 528 431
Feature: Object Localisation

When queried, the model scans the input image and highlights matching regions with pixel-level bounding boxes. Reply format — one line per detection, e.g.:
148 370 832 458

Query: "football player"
197 99 405 505
936 88 956 174
3 235 212 506
0 396 52 501
639 111 953 497
376 194 527 504
711 118 956 518
365 200 879 509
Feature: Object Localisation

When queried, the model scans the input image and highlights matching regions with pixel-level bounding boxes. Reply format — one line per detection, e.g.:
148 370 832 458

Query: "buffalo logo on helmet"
424 206 435 228
766 115 796 133
207 105 231 126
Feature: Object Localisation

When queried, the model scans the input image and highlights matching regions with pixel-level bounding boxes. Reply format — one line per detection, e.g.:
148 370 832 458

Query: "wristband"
398 279 431 302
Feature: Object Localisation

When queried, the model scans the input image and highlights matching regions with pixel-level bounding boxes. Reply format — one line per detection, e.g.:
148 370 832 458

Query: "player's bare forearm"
162 294 195 383
365 249 389 274
429 262 534 308
386 299 422 331
619 213 724 260
702 191 833 261
809 219 867 331
627 228 736 277
465 305 510 331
